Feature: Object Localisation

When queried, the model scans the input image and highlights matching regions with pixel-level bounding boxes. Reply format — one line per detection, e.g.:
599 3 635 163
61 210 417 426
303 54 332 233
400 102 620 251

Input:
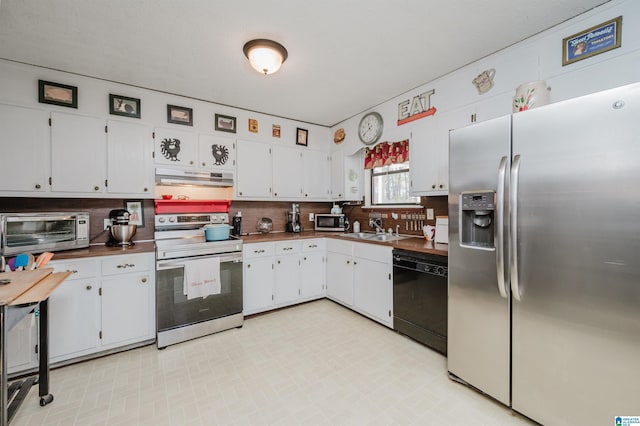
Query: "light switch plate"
427 208 434 220
309 213 315 221
104 219 111 230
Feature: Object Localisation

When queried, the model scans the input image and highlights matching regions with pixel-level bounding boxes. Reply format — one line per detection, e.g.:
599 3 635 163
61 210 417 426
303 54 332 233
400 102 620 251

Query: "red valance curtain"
364 139 409 169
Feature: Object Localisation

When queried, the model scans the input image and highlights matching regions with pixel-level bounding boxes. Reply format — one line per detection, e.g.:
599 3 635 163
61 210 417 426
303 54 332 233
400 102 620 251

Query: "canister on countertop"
353 220 360 233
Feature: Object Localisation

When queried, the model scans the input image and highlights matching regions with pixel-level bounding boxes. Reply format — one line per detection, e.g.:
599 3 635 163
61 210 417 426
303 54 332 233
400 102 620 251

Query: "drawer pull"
116 263 135 269
67 269 78 274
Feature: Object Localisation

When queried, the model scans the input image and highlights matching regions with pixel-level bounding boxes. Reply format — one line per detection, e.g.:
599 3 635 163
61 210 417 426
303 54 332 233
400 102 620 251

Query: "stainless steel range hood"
155 168 234 187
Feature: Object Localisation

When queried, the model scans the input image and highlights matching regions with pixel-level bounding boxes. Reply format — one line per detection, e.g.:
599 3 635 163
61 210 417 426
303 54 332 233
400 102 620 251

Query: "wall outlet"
309 213 315 221
427 208 434 220
104 219 111 230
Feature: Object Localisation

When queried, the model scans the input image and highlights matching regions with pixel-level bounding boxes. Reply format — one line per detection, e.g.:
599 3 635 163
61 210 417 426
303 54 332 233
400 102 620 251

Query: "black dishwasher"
393 249 448 355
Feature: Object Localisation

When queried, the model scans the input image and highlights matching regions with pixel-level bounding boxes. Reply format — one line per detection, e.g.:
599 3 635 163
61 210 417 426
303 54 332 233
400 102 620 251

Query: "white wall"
332 0 640 155
0 59 331 152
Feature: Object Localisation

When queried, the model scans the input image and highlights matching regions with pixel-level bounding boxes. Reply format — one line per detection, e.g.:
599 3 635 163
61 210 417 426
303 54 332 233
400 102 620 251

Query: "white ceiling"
0 0 610 127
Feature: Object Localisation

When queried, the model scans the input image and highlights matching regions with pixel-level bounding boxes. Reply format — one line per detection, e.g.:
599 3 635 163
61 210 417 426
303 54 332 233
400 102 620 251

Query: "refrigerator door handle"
510 154 522 301
495 155 509 298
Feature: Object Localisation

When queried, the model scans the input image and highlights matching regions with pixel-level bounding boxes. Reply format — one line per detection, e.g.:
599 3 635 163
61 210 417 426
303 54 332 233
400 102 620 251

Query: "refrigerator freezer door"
448 115 511 405
511 83 640 425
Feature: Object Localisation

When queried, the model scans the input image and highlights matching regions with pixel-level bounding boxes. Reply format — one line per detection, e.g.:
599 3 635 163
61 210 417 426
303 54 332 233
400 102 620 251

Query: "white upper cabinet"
106 120 154 196
410 106 471 196
273 145 304 199
330 149 363 201
235 139 272 199
154 127 198 167
303 149 330 199
198 133 236 171
51 112 106 193
0 104 50 193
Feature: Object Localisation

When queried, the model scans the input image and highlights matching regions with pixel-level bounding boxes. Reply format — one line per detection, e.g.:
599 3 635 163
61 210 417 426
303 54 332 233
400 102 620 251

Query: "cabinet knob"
346 260 350 264
303 257 307 261
354 261 357 265
247 264 251 268
143 187 148 192
338 193 342 197
274 192 278 197
439 184 444 189
86 285 92 290
35 184 41 189
202 162 206 167
190 161 194 165
239 192 243 196
277 260 281 264
94 186 100 191
305 194 308 197
141 277 148 283
432 184 436 189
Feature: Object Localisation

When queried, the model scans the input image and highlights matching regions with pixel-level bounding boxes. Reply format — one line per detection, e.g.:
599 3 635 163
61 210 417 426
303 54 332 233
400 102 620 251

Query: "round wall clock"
358 111 383 145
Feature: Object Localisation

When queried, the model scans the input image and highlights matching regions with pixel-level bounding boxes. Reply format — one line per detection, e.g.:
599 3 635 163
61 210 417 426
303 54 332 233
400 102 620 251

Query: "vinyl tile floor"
11 300 536 425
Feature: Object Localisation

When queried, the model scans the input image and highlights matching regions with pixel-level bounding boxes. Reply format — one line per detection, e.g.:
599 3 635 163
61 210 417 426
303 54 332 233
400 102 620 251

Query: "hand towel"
183 257 221 300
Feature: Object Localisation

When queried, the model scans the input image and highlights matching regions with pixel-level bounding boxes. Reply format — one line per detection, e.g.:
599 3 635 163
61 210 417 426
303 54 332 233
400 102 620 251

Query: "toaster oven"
0 212 90 255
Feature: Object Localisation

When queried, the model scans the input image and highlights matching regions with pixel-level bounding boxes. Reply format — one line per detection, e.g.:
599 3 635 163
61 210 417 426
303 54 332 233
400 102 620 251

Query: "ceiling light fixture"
243 39 288 75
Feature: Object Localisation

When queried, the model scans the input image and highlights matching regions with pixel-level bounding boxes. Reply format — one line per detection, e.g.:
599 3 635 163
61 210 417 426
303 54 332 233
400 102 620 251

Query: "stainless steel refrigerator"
448 82 640 426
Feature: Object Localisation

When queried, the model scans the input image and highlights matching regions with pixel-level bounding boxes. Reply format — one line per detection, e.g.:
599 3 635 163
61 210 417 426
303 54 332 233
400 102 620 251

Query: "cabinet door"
326 251 354 306
101 273 153 347
198 133 236 170
303 150 329 199
0 104 50 193
6 313 38 374
409 119 439 195
236 139 272 198
107 120 154 196
274 255 301 305
154 127 197 167
354 257 392 326
51 112 106 193
330 150 345 200
243 258 274 314
301 252 325 299
49 278 99 361
344 151 364 201
272 145 303 199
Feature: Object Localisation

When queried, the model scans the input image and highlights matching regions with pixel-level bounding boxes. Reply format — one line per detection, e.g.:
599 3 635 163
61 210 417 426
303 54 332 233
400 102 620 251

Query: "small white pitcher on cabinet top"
513 80 551 112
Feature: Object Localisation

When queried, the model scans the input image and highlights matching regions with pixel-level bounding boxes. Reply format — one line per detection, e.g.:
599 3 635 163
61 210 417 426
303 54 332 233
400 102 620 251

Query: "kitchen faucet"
369 218 384 234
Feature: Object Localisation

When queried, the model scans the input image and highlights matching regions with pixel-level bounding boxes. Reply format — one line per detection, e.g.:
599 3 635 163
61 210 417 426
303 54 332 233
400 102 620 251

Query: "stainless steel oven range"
155 210 242 349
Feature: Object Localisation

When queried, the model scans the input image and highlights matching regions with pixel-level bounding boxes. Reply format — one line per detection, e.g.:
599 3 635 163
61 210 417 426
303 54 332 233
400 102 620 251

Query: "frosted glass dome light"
243 39 288 75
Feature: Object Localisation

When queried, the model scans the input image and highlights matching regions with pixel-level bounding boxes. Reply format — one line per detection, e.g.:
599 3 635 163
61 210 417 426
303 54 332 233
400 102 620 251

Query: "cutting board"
0 268 54 306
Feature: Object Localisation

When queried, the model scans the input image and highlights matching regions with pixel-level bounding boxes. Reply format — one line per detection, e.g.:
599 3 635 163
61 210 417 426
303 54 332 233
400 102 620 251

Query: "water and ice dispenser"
460 191 495 248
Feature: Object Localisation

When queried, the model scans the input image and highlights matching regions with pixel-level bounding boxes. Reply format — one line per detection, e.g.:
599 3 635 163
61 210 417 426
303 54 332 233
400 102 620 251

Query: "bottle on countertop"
232 211 243 236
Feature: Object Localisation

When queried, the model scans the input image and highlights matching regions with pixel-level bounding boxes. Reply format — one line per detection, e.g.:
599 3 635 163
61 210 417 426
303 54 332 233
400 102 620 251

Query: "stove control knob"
158 217 166 223
169 217 176 223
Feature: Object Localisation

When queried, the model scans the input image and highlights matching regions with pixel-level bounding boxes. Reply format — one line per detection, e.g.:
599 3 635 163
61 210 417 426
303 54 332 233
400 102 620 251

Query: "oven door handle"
157 253 242 270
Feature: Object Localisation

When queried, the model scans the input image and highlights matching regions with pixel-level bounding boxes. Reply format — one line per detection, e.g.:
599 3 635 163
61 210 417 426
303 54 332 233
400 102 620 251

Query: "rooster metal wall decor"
160 138 181 161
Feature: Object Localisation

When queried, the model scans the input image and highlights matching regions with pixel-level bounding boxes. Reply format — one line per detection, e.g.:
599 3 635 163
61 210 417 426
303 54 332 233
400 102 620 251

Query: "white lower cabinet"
243 240 326 315
327 239 393 328
6 314 39 375
100 255 154 348
47 252 155 365
243 238 393 328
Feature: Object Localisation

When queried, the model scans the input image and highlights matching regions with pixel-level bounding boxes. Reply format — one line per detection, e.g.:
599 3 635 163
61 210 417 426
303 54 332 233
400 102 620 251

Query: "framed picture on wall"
296 127 308 146
38 80 78 108
124 200 145 228
562 16 622 66
109 94 141 118
167 104 193 126
215 114 237 133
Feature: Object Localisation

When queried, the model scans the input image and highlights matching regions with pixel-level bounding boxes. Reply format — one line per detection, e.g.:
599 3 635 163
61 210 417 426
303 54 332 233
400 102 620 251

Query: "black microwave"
315 214 348 232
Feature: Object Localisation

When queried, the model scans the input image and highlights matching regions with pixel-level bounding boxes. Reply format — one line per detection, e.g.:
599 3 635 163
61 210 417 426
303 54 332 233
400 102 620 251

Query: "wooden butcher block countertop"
0 268 72 306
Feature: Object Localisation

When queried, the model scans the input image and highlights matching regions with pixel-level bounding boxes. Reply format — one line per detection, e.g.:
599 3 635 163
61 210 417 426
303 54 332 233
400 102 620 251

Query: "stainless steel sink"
340 232 410 242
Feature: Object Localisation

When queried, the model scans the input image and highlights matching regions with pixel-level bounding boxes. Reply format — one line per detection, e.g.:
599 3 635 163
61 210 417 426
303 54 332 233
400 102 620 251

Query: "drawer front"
326 238 353 256
243 242 274 259
353 241 392 263
302 238 325 252
101 254 151 276
274 240 302 255
49 259 97 280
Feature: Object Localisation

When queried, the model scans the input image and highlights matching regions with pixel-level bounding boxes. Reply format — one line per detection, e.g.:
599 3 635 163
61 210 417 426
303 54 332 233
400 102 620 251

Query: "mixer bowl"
110 224 137 245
